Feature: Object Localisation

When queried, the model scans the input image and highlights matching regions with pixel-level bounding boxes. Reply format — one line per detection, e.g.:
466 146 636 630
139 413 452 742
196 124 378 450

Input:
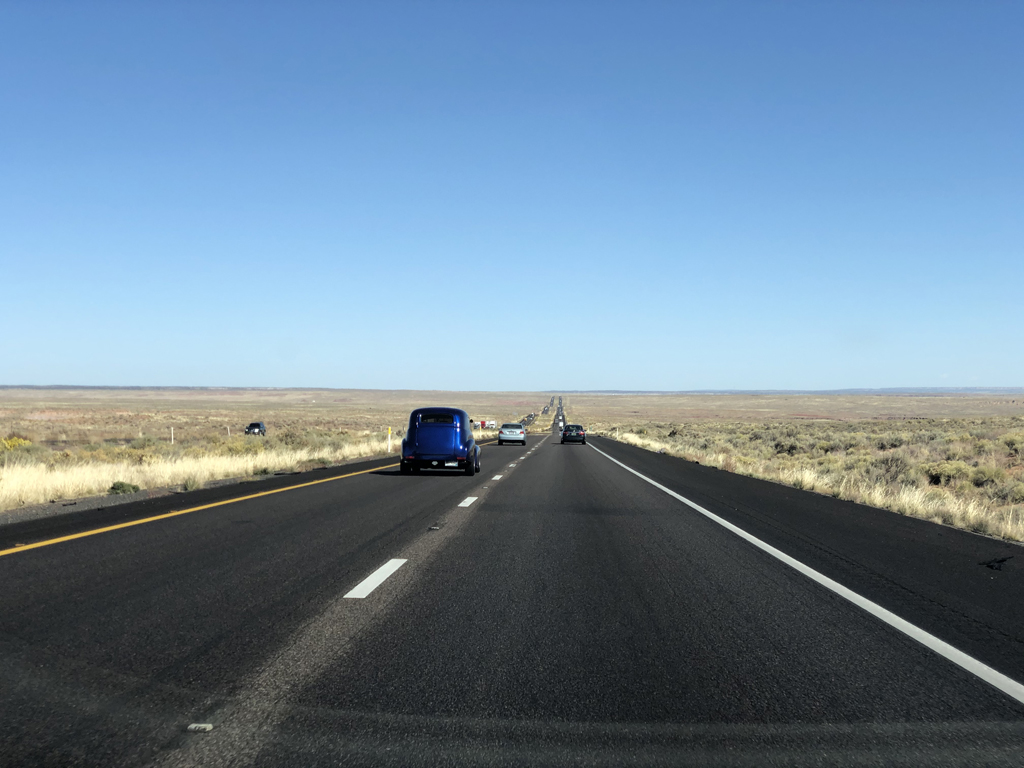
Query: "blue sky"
2 1 1021 391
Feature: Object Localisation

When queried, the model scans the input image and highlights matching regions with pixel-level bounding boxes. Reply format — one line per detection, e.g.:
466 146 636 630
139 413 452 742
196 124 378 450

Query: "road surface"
1 423 1023 766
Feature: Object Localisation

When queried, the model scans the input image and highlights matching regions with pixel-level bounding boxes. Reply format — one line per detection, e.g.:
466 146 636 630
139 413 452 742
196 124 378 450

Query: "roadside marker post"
387 426 392 453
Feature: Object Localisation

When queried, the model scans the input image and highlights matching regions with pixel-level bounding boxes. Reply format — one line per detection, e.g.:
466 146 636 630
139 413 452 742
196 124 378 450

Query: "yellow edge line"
0 437 508 559
0 462 399 559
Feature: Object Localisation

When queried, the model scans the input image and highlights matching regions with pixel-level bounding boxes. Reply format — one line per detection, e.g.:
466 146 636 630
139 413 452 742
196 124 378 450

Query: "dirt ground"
2 388 1022 448
0 388 552 447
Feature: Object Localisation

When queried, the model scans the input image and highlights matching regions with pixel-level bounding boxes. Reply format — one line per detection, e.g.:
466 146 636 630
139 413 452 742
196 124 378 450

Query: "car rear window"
501 423 522 429
420 414 455 424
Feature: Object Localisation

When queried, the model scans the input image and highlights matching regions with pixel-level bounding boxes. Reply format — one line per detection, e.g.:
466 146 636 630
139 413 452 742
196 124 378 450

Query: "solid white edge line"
343 559 407 599
587 441 1024 707
458 496 478 507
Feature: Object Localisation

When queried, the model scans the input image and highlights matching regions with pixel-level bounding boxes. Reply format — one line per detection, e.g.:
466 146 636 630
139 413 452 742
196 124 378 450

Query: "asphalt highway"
2 421 1024 766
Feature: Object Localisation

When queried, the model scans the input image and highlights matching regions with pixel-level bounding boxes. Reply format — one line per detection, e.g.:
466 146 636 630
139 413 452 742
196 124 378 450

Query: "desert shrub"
973 439 996 457
0 440 49 465
970 466 1005 488
993 482 1024 504
877 434 906 450
225 438 264 456
1001 434 1024 458
774 440 799 456
2 436 33 451
925 460 971 485
109 481 140 495
875 453 912 483
276 430 308 447
944 446 967 461
46 450 77 468
124 448 159 466
841 433 867 451
183 475 204 491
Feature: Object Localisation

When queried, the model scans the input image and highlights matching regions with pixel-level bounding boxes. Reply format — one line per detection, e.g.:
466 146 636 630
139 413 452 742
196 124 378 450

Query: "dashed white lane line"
458 496 478 507
509 463 517 467
344 559 407 599
492 475 503 480
588 441 1024 708
520 456 527 460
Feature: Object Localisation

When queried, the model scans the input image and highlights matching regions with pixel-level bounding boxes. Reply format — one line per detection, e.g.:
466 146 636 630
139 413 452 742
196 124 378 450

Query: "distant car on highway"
245 422 266 436
498 423 527 446
561 424 586 444
401 407 480 476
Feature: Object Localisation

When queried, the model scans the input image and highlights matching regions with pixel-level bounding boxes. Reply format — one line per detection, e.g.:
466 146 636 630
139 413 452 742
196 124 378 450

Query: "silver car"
497 423 527 446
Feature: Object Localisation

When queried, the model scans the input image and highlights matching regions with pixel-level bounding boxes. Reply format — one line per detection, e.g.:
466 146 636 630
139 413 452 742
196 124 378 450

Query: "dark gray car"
561 424 586 444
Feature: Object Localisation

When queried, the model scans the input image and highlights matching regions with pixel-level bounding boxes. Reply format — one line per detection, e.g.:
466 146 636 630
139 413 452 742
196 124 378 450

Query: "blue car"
400 407 481 476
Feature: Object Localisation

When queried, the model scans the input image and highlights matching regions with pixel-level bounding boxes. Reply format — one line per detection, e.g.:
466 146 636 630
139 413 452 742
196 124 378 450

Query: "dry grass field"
562 392 1024 542
0 388 544 511
4 388 1024 542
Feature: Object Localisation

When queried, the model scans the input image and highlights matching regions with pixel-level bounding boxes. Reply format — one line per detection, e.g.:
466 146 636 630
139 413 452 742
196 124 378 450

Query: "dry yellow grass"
5 388 1023 539
0 388 540 513
0 437 396 510
600 423 1024 542
510 394 1024 542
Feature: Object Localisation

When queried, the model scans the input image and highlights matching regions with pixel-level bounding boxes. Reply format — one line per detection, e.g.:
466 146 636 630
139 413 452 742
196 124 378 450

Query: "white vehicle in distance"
498 423 527 446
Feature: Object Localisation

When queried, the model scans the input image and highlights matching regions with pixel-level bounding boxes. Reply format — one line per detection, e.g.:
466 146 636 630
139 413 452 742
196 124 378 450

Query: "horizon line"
1 385 1023 396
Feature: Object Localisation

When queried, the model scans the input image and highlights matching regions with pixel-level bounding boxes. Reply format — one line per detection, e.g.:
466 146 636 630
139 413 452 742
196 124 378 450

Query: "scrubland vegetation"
0 388 517 512
0 430 398 510
5 387 1023 542
588 417 1024 541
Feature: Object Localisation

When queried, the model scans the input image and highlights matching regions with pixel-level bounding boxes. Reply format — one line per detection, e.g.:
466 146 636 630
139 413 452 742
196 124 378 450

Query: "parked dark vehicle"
561 424 586 444
401 407 481 476
245 421 266 436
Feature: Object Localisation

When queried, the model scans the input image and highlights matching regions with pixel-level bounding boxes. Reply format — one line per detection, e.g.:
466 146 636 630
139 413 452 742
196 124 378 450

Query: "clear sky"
2 1 1021 391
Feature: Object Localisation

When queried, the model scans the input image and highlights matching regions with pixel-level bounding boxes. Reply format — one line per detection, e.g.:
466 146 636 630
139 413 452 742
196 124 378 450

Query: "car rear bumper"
403 450 478 470
561 435 586 442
